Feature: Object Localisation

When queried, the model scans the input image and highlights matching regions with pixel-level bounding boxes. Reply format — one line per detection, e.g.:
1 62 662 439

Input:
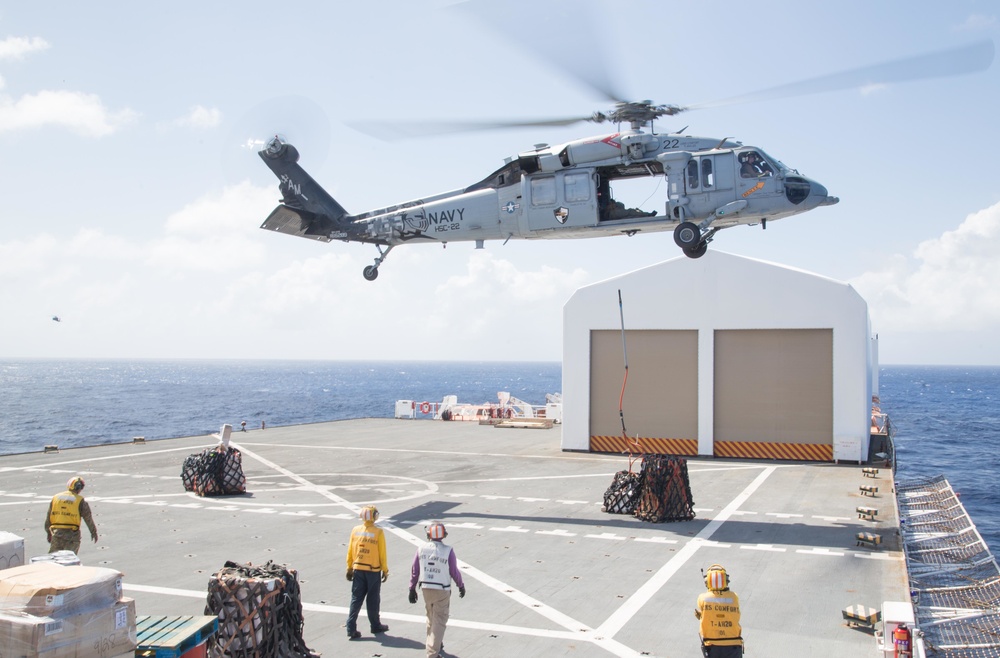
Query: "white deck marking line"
0 444 211 471
596 466 777 640
490 525 530 533
123 583 586 640
741 544 786 552
229 442 643 658
236 441 624 463
442 473 616 484
796 548 845 556
537 529 578 537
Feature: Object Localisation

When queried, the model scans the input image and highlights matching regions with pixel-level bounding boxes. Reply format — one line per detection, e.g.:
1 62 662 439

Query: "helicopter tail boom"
258 138 352 242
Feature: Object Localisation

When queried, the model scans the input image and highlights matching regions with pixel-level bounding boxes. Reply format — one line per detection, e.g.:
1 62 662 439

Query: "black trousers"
346 570 383 634
702 643 743 657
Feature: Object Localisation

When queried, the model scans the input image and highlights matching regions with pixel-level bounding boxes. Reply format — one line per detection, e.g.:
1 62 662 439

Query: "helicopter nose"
811 180 839 207
784 176 838 207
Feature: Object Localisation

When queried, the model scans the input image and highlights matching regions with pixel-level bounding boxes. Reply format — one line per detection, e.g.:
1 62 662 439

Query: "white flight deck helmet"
705 564 730 591
360 505 379 522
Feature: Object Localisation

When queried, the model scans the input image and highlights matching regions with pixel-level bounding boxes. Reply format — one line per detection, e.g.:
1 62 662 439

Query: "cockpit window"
739 150 774 179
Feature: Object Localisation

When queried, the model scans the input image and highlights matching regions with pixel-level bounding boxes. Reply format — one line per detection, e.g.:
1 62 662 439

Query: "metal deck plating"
0 419 908 657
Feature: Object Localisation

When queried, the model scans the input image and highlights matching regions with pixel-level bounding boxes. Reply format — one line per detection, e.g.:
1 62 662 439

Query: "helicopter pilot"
739 151 773 178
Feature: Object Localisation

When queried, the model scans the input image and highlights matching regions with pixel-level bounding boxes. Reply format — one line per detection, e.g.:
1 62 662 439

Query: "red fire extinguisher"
893 623 912 657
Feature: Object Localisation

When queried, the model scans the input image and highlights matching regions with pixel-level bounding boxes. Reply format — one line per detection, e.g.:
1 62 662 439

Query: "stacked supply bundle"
181 445 246 496
205 560 317 658
601 470 643 514
634 454 696 522
601 454 696 522
0 562 136 657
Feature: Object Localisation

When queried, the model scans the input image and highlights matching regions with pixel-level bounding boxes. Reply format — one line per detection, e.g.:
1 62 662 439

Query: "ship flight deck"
0 418 907 657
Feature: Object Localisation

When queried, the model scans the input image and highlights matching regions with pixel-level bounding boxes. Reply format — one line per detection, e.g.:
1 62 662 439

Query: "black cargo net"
181 446 247 496
603 454 696 522
205 560 318 658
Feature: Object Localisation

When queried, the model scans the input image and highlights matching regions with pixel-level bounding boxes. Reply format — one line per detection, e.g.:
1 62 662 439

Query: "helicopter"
257 40 994 281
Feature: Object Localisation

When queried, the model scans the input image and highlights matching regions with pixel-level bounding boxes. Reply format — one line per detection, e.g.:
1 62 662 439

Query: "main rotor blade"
347 116 593 141
684 39 995 112
452 0 628 104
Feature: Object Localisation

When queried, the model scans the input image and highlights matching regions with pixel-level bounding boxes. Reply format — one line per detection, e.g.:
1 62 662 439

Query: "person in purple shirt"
408 521 466 658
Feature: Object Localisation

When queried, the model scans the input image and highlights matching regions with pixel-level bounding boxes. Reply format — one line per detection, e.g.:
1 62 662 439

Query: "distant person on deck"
345 505 390 640
695 564 743 657
45 476 98 554
408 521 465 658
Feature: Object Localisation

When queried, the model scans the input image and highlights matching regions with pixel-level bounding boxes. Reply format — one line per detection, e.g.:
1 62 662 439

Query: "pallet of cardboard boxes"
0 560 137 657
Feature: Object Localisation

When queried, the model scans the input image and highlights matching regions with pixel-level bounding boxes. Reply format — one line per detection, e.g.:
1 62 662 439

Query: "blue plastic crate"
135 615 218 658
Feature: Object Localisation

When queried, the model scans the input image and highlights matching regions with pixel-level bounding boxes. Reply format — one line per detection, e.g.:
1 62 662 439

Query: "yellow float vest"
349 524 383 571
49 492 82 530
697 589 743 646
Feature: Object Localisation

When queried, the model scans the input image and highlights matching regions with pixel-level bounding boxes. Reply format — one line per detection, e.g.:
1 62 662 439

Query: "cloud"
859 82 888 97
0 234 59 276
149 181 274 270
0 90 138 136
954 14 997 31
165 105 223 130
0 178 590 359
850 200 1000 332
0 36 49 60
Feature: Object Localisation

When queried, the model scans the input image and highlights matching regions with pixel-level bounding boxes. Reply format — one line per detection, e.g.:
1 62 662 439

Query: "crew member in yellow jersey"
44 476 99 554
695 564 744 657
345 505 390 640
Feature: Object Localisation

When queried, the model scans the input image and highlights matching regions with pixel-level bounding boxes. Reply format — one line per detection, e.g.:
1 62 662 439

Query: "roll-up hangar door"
589 329 698 455
714 329 833 461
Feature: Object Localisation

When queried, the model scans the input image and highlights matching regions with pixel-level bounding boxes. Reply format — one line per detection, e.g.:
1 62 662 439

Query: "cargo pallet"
135 615 218 658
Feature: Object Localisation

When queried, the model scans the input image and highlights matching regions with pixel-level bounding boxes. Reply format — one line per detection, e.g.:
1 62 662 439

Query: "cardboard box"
0 562 123 617
0 596 137 658
0 531 26 570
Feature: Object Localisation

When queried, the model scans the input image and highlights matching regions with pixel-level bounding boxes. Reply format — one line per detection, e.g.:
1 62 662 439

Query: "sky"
1 1 998 365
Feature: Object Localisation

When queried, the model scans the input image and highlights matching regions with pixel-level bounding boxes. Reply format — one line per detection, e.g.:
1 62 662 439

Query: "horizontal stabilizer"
260 205 335 242
258 139 350 238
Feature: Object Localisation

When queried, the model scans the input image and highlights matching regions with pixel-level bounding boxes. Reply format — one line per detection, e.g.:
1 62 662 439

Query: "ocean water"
1 359 997 552
876 365 1000 555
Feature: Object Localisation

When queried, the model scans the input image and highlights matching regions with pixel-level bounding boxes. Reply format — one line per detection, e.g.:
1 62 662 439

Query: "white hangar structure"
561 251 878 462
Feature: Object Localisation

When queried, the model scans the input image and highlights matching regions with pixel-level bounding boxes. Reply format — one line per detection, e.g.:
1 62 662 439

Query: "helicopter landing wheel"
363 265 379 281
683 242 708 259
673 221 702 249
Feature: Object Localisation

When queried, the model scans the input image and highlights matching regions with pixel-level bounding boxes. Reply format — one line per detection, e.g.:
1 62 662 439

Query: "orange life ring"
420 402 432 414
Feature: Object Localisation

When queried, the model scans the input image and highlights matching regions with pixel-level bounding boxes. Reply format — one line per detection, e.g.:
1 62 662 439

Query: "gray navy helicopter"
258 39 993 281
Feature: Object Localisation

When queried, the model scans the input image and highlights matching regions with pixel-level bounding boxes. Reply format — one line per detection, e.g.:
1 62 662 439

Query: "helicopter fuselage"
259 130 838 279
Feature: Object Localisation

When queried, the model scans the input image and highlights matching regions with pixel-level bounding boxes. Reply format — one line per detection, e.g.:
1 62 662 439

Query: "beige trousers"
422 587 451 657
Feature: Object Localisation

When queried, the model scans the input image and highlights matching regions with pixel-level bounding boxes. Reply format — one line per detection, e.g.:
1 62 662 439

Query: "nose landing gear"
673 221 701 250
673 222 715 259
